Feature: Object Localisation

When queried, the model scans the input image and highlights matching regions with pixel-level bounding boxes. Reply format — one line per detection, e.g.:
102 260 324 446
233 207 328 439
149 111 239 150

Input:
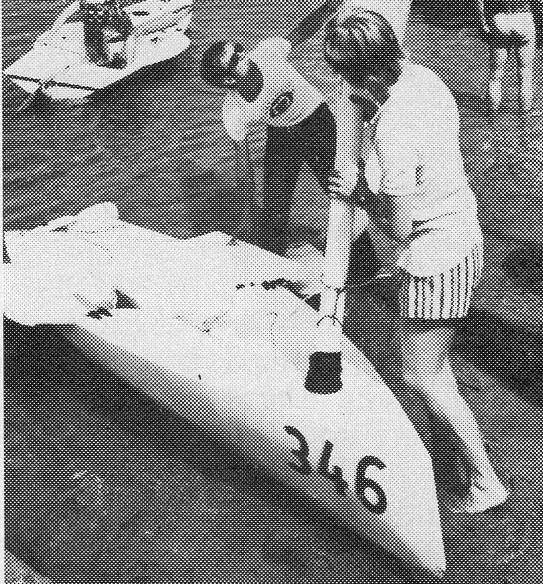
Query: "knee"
400 366 449 400
401 367 433 392
518 60 534 77
489 66 506 81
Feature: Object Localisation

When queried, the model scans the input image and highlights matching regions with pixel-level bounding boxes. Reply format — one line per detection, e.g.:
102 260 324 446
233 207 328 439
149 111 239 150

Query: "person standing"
81 0 133 68
323 9 509 513
199 2 344 255
476 0 540 115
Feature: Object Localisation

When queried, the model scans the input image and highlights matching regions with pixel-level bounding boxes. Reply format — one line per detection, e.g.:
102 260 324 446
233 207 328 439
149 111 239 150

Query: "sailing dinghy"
4 203 446 578
3 0 193 100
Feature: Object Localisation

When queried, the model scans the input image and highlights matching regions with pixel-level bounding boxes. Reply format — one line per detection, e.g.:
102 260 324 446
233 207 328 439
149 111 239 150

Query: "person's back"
221 37 323 142
370 61 473 223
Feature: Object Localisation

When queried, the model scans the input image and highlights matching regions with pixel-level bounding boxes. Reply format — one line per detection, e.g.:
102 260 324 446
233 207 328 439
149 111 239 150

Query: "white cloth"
222 37 324 142
333 60 482 276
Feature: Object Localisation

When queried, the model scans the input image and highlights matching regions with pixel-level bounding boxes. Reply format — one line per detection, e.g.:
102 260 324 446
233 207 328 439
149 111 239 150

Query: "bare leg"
398 320 508 513
516 39 538 114
488 46 509 112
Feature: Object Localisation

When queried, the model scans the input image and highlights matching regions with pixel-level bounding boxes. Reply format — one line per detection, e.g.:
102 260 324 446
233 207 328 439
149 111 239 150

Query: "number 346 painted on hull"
284 425 387 515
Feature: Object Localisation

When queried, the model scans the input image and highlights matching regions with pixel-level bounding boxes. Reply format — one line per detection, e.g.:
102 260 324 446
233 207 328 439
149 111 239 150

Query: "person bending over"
477 0 539 115
200 1 344 256
324 9 509 513
81 0 133 69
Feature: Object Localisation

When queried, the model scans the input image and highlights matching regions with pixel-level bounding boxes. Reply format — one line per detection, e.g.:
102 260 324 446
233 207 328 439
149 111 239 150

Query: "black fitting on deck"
304 352 343 394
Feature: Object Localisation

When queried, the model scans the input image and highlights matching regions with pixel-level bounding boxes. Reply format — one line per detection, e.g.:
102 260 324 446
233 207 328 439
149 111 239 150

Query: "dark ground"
3 3 543 584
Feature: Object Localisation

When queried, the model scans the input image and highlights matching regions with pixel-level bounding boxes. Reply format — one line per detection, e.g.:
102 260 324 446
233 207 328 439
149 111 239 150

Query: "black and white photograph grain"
2 1 543 583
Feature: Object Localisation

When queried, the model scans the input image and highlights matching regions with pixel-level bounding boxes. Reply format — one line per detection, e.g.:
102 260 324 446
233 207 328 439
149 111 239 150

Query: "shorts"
491 12 536 47
399 241 484 320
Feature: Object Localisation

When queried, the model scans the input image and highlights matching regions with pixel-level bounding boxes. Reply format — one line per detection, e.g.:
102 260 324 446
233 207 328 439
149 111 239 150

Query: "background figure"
200 2 343 256
340 0 412 44
81 0 133 68
324 10 509 513
477 0 539 115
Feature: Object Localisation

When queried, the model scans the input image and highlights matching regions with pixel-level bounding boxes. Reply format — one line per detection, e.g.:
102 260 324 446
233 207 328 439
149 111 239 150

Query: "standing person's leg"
398 320 509 513
516 29 537 114
392 241 508 512
260 126 304 255
488 45 509 112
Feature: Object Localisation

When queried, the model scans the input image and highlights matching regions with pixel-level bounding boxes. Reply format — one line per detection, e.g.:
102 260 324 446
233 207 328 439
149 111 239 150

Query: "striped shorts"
399 241 484 320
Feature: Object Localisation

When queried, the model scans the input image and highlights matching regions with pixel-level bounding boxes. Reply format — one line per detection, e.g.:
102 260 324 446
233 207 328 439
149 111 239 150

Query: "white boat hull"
4 212 446 578
3 0 192 100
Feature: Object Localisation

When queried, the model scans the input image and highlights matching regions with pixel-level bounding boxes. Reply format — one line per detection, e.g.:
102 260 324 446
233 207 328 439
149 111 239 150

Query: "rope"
197 271 393 334
318 272 393 295
311 272 395 335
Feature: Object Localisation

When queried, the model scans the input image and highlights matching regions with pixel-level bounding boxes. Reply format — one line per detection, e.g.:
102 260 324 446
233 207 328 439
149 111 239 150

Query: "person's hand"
372 216 410 244
328 168 358 201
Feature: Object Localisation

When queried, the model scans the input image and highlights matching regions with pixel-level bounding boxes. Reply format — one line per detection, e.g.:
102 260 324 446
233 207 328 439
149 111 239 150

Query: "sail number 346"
284 425 387 515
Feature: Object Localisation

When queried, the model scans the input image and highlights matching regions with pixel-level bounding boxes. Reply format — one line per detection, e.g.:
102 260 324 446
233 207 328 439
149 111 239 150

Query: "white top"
222 37 324 142
333 60 482 274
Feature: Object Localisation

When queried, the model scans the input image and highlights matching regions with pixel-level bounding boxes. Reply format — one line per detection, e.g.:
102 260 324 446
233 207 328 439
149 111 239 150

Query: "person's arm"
373 130 418 243
286 1 343 46
328 83 364 201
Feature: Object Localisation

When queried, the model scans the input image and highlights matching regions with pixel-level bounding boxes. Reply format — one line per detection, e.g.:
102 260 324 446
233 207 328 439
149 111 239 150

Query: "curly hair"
323 10 404 87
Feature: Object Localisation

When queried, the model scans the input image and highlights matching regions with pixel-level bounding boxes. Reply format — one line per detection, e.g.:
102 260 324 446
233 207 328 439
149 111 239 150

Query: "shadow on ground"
455 310 543 408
